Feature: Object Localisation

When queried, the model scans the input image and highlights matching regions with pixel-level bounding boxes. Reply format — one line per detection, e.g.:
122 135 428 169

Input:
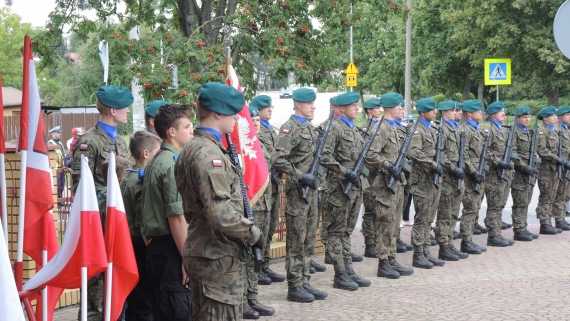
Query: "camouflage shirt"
408 120 438 173
365 120 405 187
71 123 130 193
176 129 260 259
251 142 272 212
536 123 559 171
258 123 281 194
97 187 107 233
512 124 532 169
120 165 144 238
441 121 461 172
482 122 511 169
464 122 486 175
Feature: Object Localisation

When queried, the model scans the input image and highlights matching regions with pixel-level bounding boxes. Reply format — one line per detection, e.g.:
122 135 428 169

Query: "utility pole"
130 26 145 132
350 2 353 92
405 0 412 115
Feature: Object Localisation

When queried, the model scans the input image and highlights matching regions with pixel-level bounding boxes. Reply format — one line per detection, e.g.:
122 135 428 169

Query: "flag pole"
15 149 27 291
42 249 48 321
104 152 115 321
224 26 232 78
80 155 87 321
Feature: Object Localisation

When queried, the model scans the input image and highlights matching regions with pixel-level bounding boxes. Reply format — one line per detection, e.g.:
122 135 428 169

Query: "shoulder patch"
484 129 489 133
80 144 88 151
213 159 223 167
413 131 419 135
282 129 290 134
539 132 544 135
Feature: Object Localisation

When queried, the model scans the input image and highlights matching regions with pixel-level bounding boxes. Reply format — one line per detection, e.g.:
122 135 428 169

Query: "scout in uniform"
408 98 445 269
434 101 469 261
71 85 132 321
120 131 161 321
271 88 328 303
365 92 414 279
249 95 288 283
140 103 194 321
320 92 371 291
481 101 515 247
176 82 264 320
145 100 170 136
510 106 540 241
553 106 570 231
48 126 66 199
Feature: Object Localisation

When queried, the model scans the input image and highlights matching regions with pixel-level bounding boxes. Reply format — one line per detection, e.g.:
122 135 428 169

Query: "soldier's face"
467 110 482 123
258 106 272 121
455 109 463 120
543 114 558 125
112 107 130 124
295 101 316 121
252 116 261 133
491 109 506 123
559 113 570 124
421 110 437 121
330 106 341 119
518 115 531 127
340 103 359 120
442 109 455 121
367 106 382 119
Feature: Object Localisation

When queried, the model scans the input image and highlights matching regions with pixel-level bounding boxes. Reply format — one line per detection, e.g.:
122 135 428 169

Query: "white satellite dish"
554 0 570 59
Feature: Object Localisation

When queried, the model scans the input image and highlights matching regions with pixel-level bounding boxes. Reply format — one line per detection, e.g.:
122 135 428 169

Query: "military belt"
339 161 356 168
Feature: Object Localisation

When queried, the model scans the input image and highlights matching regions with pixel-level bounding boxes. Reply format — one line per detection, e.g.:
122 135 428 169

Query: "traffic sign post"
345 61 358 88
484 58 512 101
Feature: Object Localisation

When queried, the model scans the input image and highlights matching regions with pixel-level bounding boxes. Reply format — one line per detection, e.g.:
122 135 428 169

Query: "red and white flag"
104 152 138 321
224 65 269 204
23 155 107 293
17 35 63 321
0 229 25 321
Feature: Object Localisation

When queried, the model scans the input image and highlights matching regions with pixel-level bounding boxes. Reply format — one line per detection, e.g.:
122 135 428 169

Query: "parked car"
280 87 292 99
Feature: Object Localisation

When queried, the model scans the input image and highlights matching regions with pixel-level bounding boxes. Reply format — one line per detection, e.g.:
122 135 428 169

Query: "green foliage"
118 106 133 136
454 92 475 102
431 94 445 105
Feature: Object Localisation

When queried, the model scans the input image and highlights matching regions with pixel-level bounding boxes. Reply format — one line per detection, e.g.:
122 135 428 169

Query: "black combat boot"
309 266 316 274
567 211 570 217
555 220 570 231
513 231 533 242
452 230 460 240
412 250 434 269
460 240 482 254
522 229 539 239
424 251 445 267
243 302 261 319
448 244 469 259
262 267 285 282
429 234 437 246
501 221 512 230
257 271 272 285
475 223 488 233
324 251 332 264
472 226 482 235
438 244 459 261
310 260 326 272
287 286 315 303
303 284 328 300
377 259 401 279
364 244 377 257
395 240 408 253
388 257 414 276
399 239 413 251
487 235 511 247
540 224 559 235
476 243 487 252
346 268 371 287
248 300 275 316
498 235 515 246
351 252 363 262
334 270 361 291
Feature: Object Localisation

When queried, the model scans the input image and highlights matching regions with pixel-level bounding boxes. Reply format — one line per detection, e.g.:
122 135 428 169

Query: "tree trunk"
462 63 471 101
478 79 484 108
548 87 560 107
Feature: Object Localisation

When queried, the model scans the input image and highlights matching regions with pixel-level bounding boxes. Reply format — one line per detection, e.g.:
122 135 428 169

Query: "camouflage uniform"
320 118 369 272
359 122 378 248
511 124 535 233
393 124 410 248
553 123 570 221
176 129 261 321
461 123 487 241
271 116 319 289
365 120 404 260
71 123 130 321
435 121 464 245
482 122 512 237
536 124 561 224
408 120 441 251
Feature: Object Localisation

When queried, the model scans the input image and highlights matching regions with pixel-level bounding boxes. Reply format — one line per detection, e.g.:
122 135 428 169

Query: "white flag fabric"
0 230 25 321
99 40 109 85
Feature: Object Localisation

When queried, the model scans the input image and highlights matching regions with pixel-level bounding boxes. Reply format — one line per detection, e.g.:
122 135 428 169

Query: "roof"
2 87 45 107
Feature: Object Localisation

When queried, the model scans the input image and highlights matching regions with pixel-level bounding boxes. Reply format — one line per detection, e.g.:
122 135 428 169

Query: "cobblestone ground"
54 224 570 321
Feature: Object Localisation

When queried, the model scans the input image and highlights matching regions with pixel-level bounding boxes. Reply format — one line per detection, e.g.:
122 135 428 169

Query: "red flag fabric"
104 152 138 321
0 72 6 154
23 155 107 292
224 66 270 204
19 35 63 321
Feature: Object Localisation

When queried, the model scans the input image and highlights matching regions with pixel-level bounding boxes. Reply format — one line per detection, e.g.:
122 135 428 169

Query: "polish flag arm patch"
539 132 544 135
282 129 290 134
213 159 223 167
80 144 88 151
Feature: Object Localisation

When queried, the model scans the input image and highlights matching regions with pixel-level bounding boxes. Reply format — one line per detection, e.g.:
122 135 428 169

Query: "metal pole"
350 3 353 92
405 0 412 115
130 26 145 132
496 85 499 102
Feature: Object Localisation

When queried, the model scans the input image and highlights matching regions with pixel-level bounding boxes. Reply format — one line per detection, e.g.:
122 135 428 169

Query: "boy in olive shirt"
120 131 161 321
140 104 194 321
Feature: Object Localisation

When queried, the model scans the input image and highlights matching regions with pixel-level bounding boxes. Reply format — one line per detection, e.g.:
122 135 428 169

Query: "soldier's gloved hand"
565 161 570 170
556 157 566 166
522 165 538 176
499 160 514 170
451 166 465 179
345 169 360 186
472 171 484 184
386 163 399 177
299 173 318 189
434 164 444 175
254 231 265 250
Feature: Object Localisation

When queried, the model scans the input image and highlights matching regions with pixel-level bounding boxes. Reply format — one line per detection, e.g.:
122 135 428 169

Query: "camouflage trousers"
319 190 329 250
511 170 534 233
78 273 104 321
373 180 403 260
263 192 280 269
536 166 560 224
322 182 362 272
244 209 270 299
460 176 485 242
186 256 243 321
435 173 464 245
411 179 441 252
553 175 570 222
484 166 511 237
361 191 376 246
284 186 318 288
390 184 405 256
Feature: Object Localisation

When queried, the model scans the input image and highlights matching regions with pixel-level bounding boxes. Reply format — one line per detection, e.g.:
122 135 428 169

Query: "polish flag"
103 152 138 321
0 229 25 321
16 35 63 321
23 155 107 295
224 65 269 205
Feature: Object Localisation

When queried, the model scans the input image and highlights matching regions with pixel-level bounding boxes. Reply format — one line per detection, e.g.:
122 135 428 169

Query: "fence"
4 112 99 143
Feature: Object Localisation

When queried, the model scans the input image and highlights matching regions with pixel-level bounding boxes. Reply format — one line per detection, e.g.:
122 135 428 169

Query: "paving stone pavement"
54 223 570 321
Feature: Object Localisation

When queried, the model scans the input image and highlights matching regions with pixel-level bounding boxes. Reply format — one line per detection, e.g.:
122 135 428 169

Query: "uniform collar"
466 119 479 130
546 124 555 131
559 122 568 130
147 129 159 136
418 117 431 128
195 126 222 142
97 121 118 141
339 116 354 129
453 120 459 126
371 119 378 125
260 119 271 130
516 122 527 132
444 119 456 129
292 115 308 124
490 118 503 131
160 142 180 155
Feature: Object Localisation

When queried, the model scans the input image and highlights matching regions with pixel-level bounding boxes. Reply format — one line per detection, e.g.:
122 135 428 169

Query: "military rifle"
433 124 444 189
500 120 516 182
225 133 263 272
269 167 282 186
456 122 466 191
474 129 492 194
558 129 564 181
527 119 540 185
343 117 385 197
302 109 335 204
361 118 374 139
387 120 419 194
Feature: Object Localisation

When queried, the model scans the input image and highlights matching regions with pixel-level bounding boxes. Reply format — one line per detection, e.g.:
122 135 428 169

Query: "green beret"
198 82 244 116
416 98 437 113
363 98 381 109
329 96 338 106
556 105 570 116
487 101 505 115
96 86 134 109
249 107 259 118
292 88 316 102
437 100 457 111
380 92 402 108
145 100 170 117
462 100 482 112
336 92 360 106
455 102 463 110
398 94 405 107
250 95 272 110
515 106 531 117
538 106 557 120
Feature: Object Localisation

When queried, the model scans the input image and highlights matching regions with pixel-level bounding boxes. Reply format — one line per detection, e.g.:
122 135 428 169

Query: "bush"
454 92 476 102
432 93 445 105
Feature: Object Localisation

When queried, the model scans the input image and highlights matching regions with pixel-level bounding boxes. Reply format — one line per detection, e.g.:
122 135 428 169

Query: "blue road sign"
489 62 507 81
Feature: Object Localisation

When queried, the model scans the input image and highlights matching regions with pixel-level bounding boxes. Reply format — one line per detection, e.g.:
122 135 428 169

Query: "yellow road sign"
346 61 359 74
347 74 357 87
484 58 511 85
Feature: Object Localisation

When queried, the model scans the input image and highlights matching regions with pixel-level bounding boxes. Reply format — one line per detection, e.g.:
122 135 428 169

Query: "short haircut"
101 156 132 185
154 103 195 140
129 131 161 161
196 101 213 120
144 112 153 127
96 99 111 116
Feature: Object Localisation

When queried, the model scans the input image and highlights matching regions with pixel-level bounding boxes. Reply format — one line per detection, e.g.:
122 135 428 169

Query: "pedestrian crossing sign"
484 58 512 85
